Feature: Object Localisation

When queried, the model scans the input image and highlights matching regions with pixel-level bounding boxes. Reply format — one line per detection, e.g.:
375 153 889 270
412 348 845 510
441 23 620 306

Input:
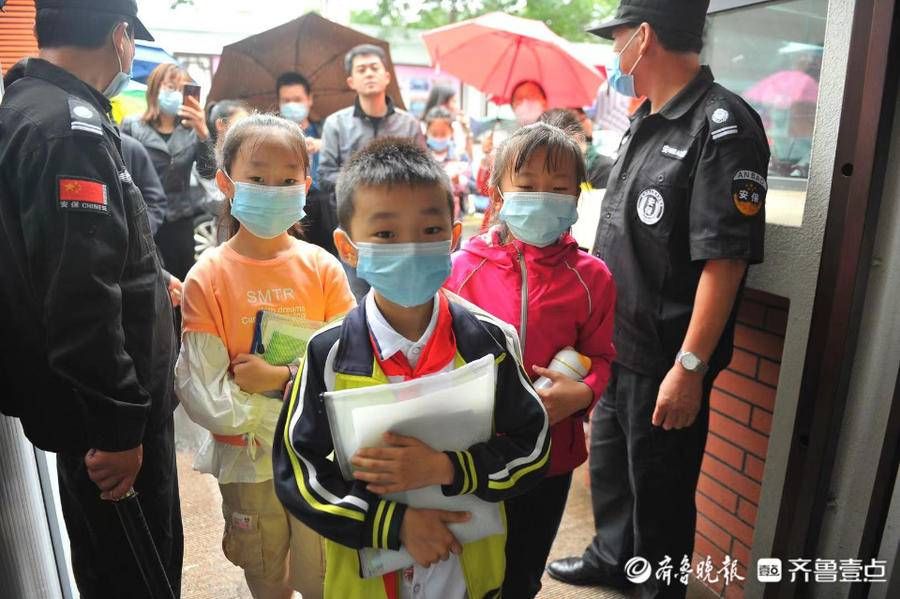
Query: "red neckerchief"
369 293 457 380
371 294 456 598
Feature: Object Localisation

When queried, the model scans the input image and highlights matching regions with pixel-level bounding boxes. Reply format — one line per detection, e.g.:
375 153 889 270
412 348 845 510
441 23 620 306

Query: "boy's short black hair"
36 8 134 49
275 72 312 97
344 44 387 75
336 137 454 232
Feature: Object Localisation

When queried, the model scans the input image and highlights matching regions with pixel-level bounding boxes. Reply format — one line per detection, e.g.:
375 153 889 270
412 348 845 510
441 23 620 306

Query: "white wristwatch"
676 350 708 374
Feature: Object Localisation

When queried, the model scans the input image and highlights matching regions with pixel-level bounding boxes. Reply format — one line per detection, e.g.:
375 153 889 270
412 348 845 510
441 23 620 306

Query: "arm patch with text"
58 176 109 215
732 170 766 217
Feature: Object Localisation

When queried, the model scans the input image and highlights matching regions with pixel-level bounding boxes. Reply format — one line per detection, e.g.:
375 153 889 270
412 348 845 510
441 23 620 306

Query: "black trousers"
155 216 195 281
503 471 573 598
583 363 713 599
57 415 183 599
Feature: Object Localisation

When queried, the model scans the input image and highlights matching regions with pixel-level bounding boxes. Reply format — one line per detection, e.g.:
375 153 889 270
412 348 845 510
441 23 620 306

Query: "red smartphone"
182 83 201 104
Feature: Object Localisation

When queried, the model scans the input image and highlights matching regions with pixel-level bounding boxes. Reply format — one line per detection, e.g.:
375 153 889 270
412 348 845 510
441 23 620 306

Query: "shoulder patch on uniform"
732 170 767 216
706 100 740 142
58 176 109 215
67 96 104 137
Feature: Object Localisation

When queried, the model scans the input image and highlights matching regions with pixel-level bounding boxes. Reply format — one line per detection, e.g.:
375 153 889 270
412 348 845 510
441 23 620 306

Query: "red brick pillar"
694 288 787 597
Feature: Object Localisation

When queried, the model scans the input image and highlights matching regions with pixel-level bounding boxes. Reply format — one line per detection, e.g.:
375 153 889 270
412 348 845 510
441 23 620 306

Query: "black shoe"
546 557 632 589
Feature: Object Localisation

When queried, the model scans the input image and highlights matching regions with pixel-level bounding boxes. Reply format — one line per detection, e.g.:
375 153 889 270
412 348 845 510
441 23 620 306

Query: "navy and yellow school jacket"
272 293 551 598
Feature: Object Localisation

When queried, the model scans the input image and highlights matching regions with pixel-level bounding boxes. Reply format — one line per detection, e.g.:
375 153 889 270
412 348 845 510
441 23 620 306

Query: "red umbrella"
422 12 603 108
744 70 819 109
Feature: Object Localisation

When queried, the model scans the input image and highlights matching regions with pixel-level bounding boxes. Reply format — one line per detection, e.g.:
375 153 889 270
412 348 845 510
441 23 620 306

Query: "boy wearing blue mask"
273 137 550 599
276 72 321 188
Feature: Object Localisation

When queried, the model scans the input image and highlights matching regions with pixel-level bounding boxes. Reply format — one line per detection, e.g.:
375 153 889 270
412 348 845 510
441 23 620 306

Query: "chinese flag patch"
58 177 109 214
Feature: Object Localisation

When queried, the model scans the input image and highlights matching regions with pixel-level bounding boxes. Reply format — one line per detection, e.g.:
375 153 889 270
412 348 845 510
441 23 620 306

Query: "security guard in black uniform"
0 1 182 596
547 1 769 598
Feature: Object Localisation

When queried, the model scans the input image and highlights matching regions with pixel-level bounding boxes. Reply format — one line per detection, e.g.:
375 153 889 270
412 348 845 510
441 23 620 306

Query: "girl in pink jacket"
445 122 616 598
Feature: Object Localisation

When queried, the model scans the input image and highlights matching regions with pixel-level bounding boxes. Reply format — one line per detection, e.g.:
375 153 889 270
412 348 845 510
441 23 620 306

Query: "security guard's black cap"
36 0 154 42
589 0 709 43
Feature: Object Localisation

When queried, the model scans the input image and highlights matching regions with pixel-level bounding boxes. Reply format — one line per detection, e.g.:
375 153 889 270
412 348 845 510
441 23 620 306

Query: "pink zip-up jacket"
446 227 616 477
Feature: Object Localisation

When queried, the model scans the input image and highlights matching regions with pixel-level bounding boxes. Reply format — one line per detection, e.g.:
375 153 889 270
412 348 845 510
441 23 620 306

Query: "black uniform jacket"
593 66 770 378
0 59 176 453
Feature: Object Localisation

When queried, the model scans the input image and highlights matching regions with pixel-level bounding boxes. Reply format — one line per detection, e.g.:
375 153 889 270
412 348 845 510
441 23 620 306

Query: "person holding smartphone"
121 63 214 281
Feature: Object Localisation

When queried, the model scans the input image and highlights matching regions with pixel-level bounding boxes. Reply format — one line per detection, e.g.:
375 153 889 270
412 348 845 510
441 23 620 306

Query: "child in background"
424 106 475 218
445 122 617 599
272 137 550 599
176 114 356 599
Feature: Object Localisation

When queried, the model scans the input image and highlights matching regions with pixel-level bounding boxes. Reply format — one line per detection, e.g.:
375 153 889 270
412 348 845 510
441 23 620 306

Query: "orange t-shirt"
182 238 356 358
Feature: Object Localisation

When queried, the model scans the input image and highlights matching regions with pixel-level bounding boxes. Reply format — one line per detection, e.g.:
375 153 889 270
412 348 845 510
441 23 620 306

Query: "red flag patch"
58 177 109 214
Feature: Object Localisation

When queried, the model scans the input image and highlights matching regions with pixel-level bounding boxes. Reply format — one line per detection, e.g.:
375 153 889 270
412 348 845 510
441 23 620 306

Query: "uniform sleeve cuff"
690 239 761 264
441 450 479 496
86 394 149 451
365 498 406 551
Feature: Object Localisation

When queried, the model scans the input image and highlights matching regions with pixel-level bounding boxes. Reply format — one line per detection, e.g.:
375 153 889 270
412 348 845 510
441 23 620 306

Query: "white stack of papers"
322 354 503 578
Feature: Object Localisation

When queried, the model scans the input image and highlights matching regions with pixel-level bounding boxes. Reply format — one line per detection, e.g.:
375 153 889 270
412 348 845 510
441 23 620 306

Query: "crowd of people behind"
122 43 619 306
0 1 770 599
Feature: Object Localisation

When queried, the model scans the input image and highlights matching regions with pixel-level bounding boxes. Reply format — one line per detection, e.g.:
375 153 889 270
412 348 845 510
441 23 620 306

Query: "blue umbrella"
133 42 180 84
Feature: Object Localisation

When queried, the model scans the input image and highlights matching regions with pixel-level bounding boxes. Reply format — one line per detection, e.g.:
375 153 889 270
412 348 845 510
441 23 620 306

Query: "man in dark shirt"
318 44 424 297
0 1 181 596
547 2 769 598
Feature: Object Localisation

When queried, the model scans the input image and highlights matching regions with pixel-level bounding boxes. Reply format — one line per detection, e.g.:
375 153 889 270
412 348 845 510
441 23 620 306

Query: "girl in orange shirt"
176 114 355 599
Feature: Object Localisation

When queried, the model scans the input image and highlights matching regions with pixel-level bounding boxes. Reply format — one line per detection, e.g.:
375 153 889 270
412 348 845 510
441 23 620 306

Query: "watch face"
682 353 700 370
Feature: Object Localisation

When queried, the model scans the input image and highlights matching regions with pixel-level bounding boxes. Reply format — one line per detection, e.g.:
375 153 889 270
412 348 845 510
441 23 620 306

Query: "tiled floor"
177 452 716 598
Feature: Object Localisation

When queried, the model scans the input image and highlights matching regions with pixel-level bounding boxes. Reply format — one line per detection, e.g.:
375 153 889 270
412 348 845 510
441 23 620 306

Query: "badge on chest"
637 188 665 225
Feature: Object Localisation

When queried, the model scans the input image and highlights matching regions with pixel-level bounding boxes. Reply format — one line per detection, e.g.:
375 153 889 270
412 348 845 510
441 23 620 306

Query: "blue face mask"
227 174 306 239
426 137 452 152
607 29 644 98
103 35 133 99
280 102 310 123
352 239 452 307
499 191 579 248
158 89 183 116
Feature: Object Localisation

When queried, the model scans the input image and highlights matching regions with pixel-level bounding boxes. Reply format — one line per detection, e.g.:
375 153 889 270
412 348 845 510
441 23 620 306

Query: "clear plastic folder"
322 354 505 577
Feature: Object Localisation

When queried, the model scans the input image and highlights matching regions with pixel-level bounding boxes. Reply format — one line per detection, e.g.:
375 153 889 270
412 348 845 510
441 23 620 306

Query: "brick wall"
694 288 788 598
0 0 38 75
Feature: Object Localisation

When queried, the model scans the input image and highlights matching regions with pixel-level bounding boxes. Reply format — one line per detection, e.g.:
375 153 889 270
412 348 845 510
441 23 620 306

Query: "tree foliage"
351 0 617 42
